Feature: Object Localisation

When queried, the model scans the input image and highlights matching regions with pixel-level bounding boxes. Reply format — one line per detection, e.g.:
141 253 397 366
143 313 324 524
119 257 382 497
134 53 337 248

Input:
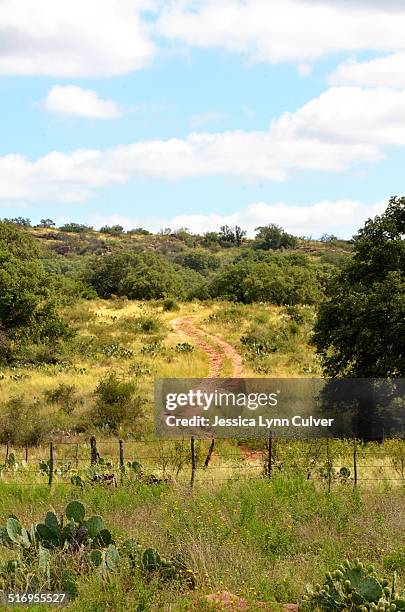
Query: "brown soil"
171 316 243 377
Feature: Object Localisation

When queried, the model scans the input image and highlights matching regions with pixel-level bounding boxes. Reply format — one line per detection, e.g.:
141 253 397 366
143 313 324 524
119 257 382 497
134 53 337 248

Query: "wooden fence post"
25 444 28 463
90 436 99 465
353 440 358 487
190 436 197 490
326 438 332 493
48 442 54 487
203 439 215 469
5 441 9 462
267 432 273 479
119 439 124 469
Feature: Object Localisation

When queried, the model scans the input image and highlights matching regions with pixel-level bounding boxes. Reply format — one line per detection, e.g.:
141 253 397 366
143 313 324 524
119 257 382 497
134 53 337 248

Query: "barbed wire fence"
1 436 405 491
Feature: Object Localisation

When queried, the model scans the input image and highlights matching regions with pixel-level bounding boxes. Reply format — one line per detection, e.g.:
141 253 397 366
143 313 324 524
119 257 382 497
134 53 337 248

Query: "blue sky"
1 0 405 238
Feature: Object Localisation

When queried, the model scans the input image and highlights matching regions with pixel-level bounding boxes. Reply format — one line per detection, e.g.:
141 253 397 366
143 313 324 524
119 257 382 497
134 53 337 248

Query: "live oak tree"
313 196 405 378
0 222 71 363
254 224 298 250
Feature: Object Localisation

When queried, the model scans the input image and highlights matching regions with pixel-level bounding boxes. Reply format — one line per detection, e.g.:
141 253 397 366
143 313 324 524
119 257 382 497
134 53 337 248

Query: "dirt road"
171 315 243 377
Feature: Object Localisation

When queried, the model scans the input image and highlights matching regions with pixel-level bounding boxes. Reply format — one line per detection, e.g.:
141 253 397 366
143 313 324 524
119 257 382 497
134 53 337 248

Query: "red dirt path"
171 315 243 377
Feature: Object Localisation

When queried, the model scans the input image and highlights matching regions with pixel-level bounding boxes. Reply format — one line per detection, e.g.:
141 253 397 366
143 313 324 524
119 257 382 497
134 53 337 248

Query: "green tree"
209 256 319 305
59 222 93 233
38 219 56 228
218 225 247 246
99 224 124 235
127 227 152 235
119 254 183 300
313 197 405 377
0 223 72 363
254 224 298 250
86 252 184 300
2 216 31 227
175 251 220 275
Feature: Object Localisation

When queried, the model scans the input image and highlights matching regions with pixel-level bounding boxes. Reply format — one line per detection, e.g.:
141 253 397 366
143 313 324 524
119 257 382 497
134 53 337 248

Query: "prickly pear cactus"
142 548 161 571
303 560 405 612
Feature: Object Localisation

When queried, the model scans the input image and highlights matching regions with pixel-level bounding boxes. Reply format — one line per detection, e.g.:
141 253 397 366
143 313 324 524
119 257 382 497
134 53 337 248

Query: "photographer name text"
164 415 334 429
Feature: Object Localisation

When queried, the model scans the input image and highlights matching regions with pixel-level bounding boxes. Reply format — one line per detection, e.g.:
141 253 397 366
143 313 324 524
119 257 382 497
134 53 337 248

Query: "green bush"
254 224 298 250
162 298 179 312
44 383 80 415
134 316 161 333
86 252 184 300
0 223 73 364
384 549 405 572
208 256 320 305
174 251 220 275
0 397 53 446
93 372 145 433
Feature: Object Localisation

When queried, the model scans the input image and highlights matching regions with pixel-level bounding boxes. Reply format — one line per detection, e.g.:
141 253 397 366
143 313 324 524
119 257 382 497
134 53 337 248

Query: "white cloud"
330 53 405 88
157 0 405 65
271 87 405 146
2 0 405 78
3 86 405 203
0 0 157 77
90 200 387 239
0 134 379 204
43 85 122 119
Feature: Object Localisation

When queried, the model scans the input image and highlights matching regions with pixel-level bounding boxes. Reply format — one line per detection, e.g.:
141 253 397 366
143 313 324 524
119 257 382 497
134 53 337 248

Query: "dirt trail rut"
171 316 243 377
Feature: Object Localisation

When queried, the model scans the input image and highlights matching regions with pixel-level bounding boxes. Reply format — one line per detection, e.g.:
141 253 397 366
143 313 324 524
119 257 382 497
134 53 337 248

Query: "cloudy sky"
1 0 404 237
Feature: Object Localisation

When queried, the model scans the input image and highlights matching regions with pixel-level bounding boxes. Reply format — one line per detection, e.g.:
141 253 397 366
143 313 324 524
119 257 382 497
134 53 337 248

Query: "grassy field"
0 299 404 611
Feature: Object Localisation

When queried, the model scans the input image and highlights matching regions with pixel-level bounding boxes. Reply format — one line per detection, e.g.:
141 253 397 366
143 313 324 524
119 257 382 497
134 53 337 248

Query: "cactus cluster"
119 540 196 589
0 501 116 598
35 500 114 552
303 559 405 612
0 501 196 598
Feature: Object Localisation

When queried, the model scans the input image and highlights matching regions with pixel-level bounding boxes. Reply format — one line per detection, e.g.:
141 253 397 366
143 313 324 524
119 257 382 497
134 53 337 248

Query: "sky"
1 0 405 238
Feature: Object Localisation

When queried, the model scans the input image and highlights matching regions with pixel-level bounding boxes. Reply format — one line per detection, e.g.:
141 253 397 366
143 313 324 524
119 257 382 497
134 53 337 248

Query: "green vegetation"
314 197 405 377
0 201 404 609
0 499 194 602
0 223 72 365
304 559 405 612
0 474 403 610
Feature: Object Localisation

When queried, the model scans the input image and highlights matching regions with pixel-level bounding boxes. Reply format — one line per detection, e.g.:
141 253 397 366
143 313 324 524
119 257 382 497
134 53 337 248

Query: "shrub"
86 252 184 300
254 224 298 250
209 257 319 305
134 316 161 333
174 251 220 275
0 397 52 446
44 383 80 415
59 223 93 233
93 372 145 433
162 298 179 312
0 223 73 364
384 548 405 572
99 225 124 235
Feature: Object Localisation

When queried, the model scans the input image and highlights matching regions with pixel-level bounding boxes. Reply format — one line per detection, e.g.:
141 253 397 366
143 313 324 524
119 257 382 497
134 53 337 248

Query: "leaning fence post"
25 444 28 463
90 436 99 465
203 438 215 469
190 436 197 490
48 442 54 487
353 439 358 487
